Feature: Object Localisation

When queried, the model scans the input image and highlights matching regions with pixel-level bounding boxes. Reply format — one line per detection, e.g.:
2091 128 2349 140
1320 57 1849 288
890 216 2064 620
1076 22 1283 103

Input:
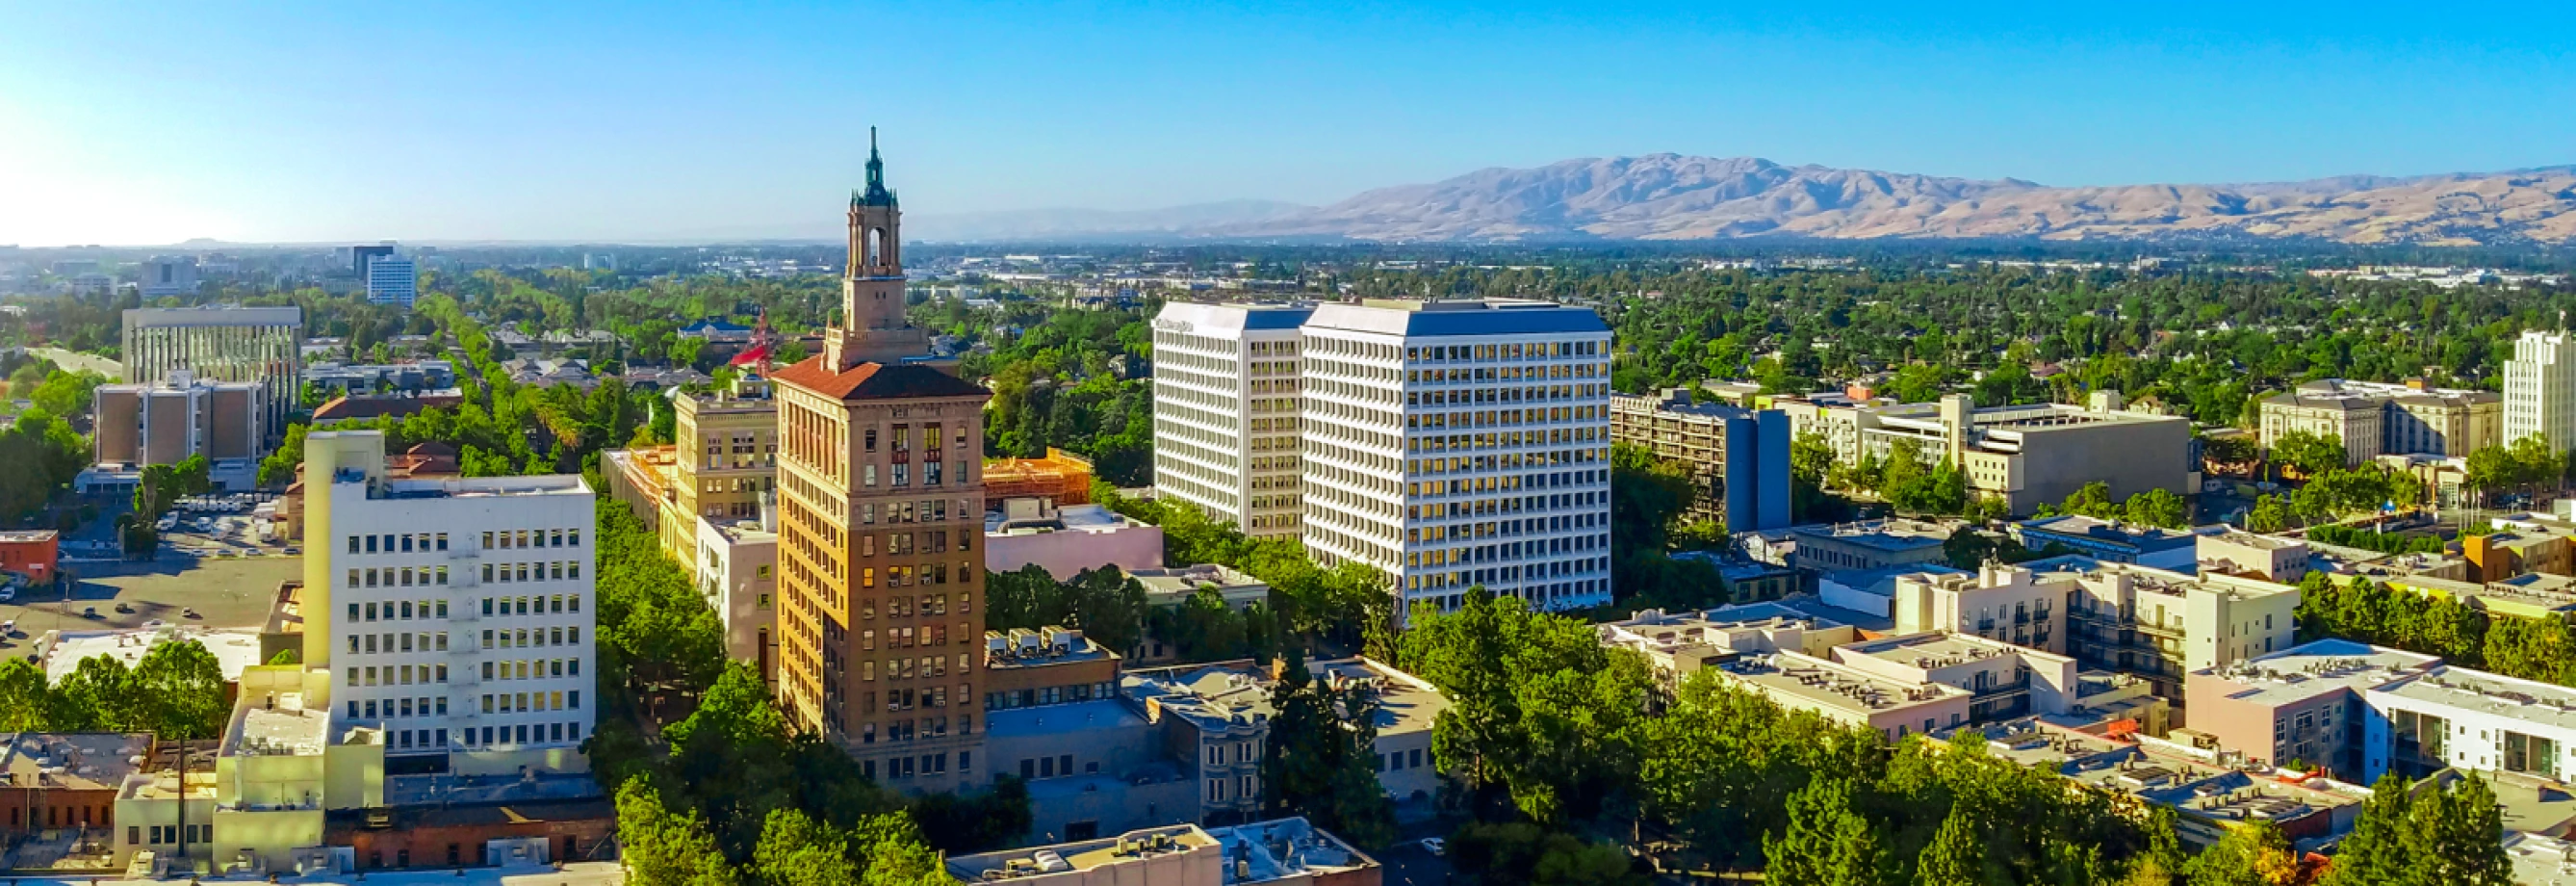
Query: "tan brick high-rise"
772 132 990 789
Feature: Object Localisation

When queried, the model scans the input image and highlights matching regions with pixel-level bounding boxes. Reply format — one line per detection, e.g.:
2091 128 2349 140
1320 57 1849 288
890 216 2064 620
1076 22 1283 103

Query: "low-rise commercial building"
1 732 150 842
1710 651 1974 742
2010 516 2202 569
986 499 1166 579
0 528 61 585
2195 531 2309 583
1787 519 1951 575
1597 607 1858 685
1832 632 2082 725
113 663 388 876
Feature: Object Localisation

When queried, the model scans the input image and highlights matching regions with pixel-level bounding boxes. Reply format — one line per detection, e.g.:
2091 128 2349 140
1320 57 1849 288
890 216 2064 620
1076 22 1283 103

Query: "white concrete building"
1149 301 1315 537
2365 664 2576 784
2507 329 2576 454
1298 300 1615 615
301 430 595 775
139 254 199 297
693 513 778 686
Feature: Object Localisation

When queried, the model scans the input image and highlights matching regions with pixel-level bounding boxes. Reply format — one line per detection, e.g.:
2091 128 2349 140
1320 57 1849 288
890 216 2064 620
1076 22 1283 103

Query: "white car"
1419 838 1446 856
0 587 14 604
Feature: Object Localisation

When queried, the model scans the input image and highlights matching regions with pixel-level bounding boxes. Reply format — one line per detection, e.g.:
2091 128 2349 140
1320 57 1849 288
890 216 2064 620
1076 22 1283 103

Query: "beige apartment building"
673 371 780 523
1894 551 2301 699
2258 378 2501 465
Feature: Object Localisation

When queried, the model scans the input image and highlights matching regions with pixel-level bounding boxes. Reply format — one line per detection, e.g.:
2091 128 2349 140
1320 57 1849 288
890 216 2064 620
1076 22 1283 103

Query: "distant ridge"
1207 155 2576 246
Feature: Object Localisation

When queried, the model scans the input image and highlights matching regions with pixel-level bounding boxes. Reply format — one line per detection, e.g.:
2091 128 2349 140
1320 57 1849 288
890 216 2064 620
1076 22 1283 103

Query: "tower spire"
861 126 894 206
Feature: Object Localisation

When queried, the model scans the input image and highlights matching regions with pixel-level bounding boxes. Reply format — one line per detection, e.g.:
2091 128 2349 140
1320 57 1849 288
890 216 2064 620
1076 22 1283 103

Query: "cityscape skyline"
6 2 2576 247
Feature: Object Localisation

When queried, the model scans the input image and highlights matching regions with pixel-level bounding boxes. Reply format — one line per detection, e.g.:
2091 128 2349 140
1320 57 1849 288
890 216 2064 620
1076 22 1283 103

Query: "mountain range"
929 156 2576 247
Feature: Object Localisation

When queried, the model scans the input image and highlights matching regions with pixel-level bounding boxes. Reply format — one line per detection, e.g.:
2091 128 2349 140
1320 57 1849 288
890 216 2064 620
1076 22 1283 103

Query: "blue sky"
4 1 2572 245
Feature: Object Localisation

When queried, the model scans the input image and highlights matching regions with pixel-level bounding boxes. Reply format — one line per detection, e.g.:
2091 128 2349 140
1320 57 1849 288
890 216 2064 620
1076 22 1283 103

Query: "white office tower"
2507 330 2576 454
366 253 419 307
1150 301 1317 536
301 430 596 775
1299 300 1615 617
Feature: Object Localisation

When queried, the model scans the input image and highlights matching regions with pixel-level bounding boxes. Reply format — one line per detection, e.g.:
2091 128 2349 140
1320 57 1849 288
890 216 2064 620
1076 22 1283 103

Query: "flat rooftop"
1717 652 1970 715
2193 638 2440 708
227 694 333 757
2202 530 2303 551
2505 831 2576 886
985 626 1117 669
707 516 777 545
369 474 590 500
42 625 267 684
2376 664 2576 733
946 824 1218 881
2016 514 2200 550
0 732 153 792
1841 631 2071 670
1790 520 1949 552
1121 657 1443 734
986 503 1145 534
984 698 1149 739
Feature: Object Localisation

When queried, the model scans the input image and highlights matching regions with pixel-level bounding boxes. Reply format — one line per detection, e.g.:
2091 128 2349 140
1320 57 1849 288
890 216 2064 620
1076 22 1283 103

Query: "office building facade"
300 430 596 775
139 255 199 297
1149 301 1314 537
1298 300 1614 615
366 255 418 307
121 304 303 436
1146 299 1616 615
2507 330 2576 454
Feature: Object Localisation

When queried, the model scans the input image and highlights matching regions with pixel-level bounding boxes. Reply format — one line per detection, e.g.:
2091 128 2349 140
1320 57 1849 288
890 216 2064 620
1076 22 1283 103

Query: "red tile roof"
770 356 988 402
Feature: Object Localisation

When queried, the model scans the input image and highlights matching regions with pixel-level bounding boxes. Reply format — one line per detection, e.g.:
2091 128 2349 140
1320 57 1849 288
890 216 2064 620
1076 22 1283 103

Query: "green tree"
2323 773 2410 886
2182 821 2297 886
1259 650 1398 849
2269 430 2348 478
616 778 739 886
752 808 860 886
2403 774 2512 886
132 638 228 742
1915 806 1986 886
0 658 50 731
2124 488 2190 529
1765 776 1891 886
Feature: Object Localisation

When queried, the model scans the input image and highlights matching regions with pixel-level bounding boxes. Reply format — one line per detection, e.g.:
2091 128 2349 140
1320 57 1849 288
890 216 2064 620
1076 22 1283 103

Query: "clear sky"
4 1 2572 246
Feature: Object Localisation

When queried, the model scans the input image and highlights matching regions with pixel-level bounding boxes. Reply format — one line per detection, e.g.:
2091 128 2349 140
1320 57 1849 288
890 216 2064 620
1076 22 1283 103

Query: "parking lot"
0 555 304 656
